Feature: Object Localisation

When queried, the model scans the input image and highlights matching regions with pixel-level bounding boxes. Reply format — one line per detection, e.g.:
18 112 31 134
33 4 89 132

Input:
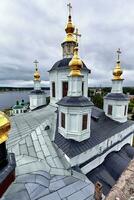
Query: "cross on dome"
73 28 81 45
67 2 72 16
33 60 39 70
117 48 121 62
33 60 40 81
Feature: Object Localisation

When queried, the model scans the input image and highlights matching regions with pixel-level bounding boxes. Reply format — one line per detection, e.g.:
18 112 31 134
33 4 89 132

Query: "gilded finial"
0 112 11 144
33 60 40 81
69 46 83 76
113 48 123 80
67 3 72 17
64 3 76 43
73 28 81 46
117 48 121 62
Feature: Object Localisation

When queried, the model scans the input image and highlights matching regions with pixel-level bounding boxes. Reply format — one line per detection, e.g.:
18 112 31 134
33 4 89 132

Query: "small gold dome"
65 16 75 34
34 69 40 81
69 47 83 76
113 48 123 80
0 112 11 144
64 16 76 43
113 61 123 80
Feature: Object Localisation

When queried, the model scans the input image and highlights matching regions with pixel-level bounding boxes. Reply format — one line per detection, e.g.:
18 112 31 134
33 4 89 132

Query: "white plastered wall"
29 94 46 110
104 98 129 123
49 69 89 106
58 105 92 142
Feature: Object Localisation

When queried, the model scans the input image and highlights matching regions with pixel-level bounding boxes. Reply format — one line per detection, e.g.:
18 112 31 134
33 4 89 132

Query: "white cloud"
0 0 134 87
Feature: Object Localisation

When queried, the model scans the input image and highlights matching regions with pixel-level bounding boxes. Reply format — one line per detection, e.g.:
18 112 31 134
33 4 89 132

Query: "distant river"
0 90 50 111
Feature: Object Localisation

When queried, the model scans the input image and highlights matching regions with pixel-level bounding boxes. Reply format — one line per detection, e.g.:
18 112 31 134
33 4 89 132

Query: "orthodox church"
0 3 134 200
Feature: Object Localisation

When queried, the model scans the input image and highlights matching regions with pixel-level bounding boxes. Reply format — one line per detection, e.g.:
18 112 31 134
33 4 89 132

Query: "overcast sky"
0 0 134 87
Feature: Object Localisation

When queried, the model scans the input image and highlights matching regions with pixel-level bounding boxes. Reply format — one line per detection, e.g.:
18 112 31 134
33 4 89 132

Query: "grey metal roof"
54 107 134 158
2 169 94 200
48 58 91 73
2 112 95 200
30 90 45 95
7 105 56 149
87 144 134 195
104 93 129 101
57 96 93 107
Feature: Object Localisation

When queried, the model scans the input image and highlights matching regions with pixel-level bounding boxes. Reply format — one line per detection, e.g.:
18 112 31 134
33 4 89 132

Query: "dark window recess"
62 81 68 97
108 105 112 115
82 82 84 95
61 112 65 128
82 114 88 130
124 105 127 116
52 82 55 97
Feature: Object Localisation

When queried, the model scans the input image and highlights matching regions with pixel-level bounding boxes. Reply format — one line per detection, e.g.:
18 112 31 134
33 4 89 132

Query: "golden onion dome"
113 60 123 80
69 47 83 76
65 16 75 34
0 112 11 144
34 68 40 81
64 16 76 43
113 49 123 80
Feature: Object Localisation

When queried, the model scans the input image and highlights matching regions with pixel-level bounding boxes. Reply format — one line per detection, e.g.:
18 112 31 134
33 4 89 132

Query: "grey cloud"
0 0 134 87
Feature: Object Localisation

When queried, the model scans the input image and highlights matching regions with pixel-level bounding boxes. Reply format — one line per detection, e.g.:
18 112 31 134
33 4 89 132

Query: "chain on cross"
117 48 121 61
67 3 72 16
73 28 81 45
33 60 39 70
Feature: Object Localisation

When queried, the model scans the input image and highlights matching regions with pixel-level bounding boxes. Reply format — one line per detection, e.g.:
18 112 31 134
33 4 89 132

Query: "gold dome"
69 47 83 76
0 112 11 144
113 61 123 80
113 49 123 80
64 16 76 43
34 69 40 81
63 0 76 45
65 16 75 34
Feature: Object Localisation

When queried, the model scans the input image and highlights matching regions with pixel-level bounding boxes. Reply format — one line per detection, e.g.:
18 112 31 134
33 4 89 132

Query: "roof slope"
8 105 56 149
48 58 91 73
2 113 95 200
87 144 134 195
2 168 94 200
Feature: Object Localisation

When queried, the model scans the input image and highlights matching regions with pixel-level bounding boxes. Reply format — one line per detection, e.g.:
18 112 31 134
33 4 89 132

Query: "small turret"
103 49 129 123
29 60 46 110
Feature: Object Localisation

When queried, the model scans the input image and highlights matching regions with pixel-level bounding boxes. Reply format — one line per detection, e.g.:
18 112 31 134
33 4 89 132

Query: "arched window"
52 82 55 97
82 82 84 95
61 112 65 128
108 105 112 115
82 114 88 130
124 105 127 116
62 81 68 97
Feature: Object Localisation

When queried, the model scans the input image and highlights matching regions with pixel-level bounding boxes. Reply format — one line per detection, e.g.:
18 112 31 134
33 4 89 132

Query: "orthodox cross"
117 48 121 61
33 60 39 70
73 28 81 45
67 3 72 16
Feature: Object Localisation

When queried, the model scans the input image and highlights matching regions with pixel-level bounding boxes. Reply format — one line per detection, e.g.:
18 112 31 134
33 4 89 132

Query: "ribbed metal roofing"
104 93 129 101
48 58 91 73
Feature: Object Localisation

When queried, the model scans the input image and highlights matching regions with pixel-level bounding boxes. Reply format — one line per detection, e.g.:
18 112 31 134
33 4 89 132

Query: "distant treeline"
0 86 134 94
89 87 134 95
0 87 50 92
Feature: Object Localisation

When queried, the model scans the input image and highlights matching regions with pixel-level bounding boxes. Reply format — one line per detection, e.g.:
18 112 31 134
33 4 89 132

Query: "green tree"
92 94 103 109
